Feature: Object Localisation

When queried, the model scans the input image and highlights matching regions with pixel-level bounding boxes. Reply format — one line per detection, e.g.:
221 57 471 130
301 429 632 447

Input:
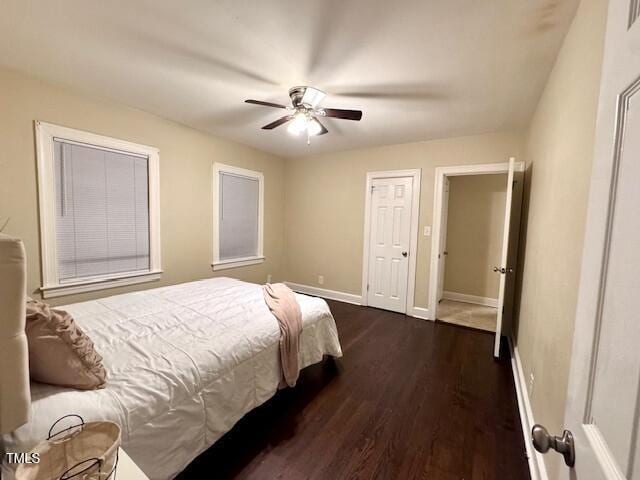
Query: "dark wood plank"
177 301 530 480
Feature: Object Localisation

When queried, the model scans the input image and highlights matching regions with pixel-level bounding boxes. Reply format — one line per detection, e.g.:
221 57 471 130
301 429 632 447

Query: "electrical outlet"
423 226 431 236
528 373 535 396
267 274 272 284
318 275 324 285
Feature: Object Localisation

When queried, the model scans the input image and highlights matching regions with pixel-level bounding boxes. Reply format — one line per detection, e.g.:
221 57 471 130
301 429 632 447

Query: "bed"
0 236 342 479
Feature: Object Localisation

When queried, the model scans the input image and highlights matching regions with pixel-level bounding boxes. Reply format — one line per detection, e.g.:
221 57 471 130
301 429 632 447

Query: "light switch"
423 226 431 236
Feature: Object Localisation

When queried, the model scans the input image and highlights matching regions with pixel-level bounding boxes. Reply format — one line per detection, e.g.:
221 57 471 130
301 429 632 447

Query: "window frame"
211 162 264 271
35 121 162 298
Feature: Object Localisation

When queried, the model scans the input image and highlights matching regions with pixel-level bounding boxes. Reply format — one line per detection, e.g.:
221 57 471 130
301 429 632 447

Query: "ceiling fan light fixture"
306 117 323 136
300 87 326 108
287 111 308 135
246 86 362 140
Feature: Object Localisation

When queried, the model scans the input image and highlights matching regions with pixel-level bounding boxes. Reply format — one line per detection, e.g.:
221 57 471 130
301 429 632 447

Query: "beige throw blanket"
262 283 302 387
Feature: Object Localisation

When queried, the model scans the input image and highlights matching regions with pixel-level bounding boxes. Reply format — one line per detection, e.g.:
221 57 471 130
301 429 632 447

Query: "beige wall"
514 0 608 477
443 174 506 300
283 132 524 310
0 67 285 306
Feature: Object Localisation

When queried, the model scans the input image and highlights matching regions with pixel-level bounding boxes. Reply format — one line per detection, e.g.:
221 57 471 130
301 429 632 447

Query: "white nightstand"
117 449 149 480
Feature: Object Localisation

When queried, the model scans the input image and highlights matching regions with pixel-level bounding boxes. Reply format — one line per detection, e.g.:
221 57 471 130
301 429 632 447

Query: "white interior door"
552 1 640 477
494 158 523 357
366 177 413 313
436 177 450 303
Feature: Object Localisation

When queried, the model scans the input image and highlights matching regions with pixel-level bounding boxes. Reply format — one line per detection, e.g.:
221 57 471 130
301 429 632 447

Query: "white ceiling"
0 0 578 158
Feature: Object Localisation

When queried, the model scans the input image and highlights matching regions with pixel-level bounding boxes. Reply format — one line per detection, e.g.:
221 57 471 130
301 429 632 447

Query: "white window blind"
219 171 260 260
53 139 150 282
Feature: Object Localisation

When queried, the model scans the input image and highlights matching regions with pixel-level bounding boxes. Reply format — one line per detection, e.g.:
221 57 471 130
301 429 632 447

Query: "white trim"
285 282 432 321
35 121 162 297
408 306 431 320
583 425 626 480
509 338 549 480
428 160 522 321
435 161 525 176
41 271 162 299
212 162 264 269
285 282 363 305
212 256 265 271
361 169 421 314
442 291 498 308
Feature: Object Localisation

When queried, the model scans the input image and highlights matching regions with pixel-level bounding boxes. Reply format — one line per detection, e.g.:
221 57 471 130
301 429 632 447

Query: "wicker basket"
15 415 121 480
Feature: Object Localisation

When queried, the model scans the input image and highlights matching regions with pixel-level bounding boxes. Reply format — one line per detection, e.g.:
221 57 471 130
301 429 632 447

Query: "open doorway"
437 173 507 332
428 159 524 357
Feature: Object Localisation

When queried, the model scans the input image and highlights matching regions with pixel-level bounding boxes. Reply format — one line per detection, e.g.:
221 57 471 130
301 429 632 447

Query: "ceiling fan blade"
322 108 363 121
245 99 288 109
301 87 326 108
261 115 293 130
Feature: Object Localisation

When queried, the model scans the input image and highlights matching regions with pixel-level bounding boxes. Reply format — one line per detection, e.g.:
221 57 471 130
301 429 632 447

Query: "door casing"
436 177 450 303
428 160 524 324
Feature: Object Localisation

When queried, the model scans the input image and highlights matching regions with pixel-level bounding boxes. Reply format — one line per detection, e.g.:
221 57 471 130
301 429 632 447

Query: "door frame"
436 176 450 303
361 169 421 315
427 159 524 321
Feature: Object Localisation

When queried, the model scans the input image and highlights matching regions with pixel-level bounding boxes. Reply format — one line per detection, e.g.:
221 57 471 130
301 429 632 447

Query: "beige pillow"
26 299 107 390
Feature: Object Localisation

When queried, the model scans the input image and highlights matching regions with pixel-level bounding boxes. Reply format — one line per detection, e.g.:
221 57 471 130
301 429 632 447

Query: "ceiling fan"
245 86 363 143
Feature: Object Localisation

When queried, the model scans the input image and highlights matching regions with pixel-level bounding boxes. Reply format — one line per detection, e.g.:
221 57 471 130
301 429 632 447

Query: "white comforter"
2 278 342 479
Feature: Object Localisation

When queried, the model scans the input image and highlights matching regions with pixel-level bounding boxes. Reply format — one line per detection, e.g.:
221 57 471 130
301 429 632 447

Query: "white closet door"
366 177 414 313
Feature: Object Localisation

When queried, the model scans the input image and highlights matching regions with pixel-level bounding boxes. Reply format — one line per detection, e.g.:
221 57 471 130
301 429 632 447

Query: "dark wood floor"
178 301 530 480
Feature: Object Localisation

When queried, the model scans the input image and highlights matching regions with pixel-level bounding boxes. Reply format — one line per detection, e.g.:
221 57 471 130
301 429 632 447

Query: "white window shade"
212 163 264 271
219 172 259 260
53 139 150 282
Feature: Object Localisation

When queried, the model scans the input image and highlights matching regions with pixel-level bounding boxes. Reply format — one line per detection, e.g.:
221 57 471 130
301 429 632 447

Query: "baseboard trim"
285 282 363 305
408 306 431 320
509 338 549 480
443 291 498 308
285 282 432 321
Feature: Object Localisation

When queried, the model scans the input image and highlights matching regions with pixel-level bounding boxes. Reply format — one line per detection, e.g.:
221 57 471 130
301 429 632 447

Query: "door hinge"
371 185 375 192
367 283 370 291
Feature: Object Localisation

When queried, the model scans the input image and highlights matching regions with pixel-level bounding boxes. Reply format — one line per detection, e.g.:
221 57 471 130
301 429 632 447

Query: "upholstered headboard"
0 234 30 434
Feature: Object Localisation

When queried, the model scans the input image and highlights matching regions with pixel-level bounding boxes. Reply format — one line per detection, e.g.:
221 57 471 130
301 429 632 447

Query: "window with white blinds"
36 122 161 298
54 140 150 281
213 164 264 270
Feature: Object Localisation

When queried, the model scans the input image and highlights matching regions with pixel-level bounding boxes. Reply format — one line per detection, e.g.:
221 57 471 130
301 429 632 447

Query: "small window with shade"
36 122 161 298
212 163 264 270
